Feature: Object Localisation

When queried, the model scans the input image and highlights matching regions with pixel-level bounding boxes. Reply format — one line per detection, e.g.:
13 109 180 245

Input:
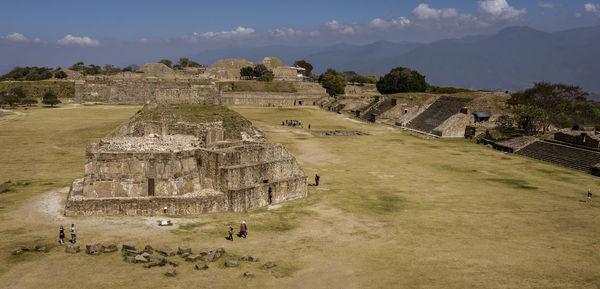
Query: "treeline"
0 86 61 107
0 67 65 81
157 58 204 69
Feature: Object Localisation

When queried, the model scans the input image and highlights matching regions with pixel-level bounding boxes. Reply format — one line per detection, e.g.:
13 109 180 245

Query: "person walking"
228 226 234 241
239 221 247 238
59 225 65 244
588 189 593 203
315 174 320 186
70 224 76 243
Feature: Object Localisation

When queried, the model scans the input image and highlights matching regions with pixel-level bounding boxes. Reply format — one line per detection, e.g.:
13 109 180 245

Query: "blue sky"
0 0 599 70
1 0 599 43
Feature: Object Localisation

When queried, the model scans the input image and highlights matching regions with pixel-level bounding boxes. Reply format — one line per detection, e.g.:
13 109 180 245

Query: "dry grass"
0 105 599 288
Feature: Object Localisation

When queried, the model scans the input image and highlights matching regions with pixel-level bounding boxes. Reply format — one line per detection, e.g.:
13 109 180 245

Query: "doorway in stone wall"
268 187 273 205
148 178 155 196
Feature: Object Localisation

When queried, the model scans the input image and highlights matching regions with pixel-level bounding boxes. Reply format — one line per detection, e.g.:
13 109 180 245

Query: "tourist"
228 226 234 241
163 206 168 214
70 224 76 243
59 225 65 244
588 189 593 203
315 174 320 186
308 123 311 130
239 221 247 238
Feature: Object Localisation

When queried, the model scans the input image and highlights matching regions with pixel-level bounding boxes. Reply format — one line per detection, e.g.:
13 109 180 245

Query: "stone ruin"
65 104 307 216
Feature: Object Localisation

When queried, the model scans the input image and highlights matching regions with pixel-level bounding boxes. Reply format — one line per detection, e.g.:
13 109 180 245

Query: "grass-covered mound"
0 81 74 99
131 104 256 139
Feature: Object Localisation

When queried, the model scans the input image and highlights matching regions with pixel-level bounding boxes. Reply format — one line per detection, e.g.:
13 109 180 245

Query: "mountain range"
192 25 600 95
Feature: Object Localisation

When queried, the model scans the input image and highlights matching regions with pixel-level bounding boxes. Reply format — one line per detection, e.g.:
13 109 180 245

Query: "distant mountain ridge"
191 25 600 94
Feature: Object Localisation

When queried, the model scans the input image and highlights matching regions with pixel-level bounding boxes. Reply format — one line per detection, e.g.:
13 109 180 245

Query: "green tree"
376 67 428 94
253 64 269 78
365 75 378 83
159 59 172 68
21 96 38 106
257 70 274 82
0 91 20 107
54 70 68 79
178 57 190 68
319 68 346 97
294 60 313 76
11 87 26 100
42 91 61 107
240 66 255 79
188 61 202 67
512 105 550 135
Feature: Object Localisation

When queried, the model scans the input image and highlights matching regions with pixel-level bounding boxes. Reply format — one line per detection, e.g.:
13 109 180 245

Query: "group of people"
58 224 76 244
282 120 309 129
226 221 248 241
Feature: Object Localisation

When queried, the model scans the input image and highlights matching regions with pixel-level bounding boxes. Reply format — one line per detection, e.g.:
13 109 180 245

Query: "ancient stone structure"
65 105 307 216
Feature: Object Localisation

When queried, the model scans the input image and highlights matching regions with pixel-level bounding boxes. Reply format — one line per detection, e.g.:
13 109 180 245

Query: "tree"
0 91 20 107
103 64 121 75
11 87 26 100
365 75 378 83
495 115 513 129
178 57 190 68
294 60 313 76
54 70 68 79
376 67 428 94
21 96 38 106
319 68 346 97
42 91 61 107
240 66 255 79
159 59 172 68
122 64 140 72
253 64 269 78
512 105 550 135
257 70 274 82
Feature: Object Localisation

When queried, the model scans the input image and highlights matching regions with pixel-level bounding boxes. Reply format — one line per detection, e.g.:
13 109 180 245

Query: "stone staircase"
516 140 600 173
359 98 394 122
405 96 471 135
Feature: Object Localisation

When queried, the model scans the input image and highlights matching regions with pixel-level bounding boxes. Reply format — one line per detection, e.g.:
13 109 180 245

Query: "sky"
1 0 600 69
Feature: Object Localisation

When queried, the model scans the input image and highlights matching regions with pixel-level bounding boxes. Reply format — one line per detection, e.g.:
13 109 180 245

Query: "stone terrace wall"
65 191 228 216
75 79 220 104
228 176 307 212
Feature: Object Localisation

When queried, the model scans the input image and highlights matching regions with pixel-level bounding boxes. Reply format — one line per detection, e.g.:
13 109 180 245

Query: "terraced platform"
516 140 600 173
405 96 471 135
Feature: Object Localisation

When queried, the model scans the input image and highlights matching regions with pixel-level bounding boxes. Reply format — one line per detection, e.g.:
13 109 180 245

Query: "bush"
256 71 274 82
0 66 54 81
21 96 38 106
54 70 67 79
319 69 346 97
376 67 428 94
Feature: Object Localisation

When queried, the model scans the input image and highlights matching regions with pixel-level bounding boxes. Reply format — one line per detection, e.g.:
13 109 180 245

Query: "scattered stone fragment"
194 263 209 270
144 245 153 254
178 246 192 255
165 268 177 277
141 252 150 259
198 251 209 256
262 261 276 269
216 248 226 254
125 249 138 256
149 254 165 263
157 247 175 256
135 254 148 263
243 271 254 278
249 256 259 262
144 261 162 268
86 243 101 255
168 260 179 267
102 243 117 253
13 249 23 255
239 255 249 261
21 245 36 252
122 242 136 252
224 260 239 267
65 244 80 254
186 254 201 262
125 256 136 263
181 252 190 258
36 247 47 253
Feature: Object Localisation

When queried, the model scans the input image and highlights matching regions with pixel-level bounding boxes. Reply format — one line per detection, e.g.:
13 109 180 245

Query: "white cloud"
324 20 355 35
271 27 297 38
412 4 459 20
584 3 600 15
200 26 255 40
2 32 40 43
57 34 100 46
478 0 527 20
368 17 411 29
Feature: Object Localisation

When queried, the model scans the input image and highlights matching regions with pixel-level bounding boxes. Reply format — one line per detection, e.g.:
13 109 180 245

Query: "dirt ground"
0 104 599 288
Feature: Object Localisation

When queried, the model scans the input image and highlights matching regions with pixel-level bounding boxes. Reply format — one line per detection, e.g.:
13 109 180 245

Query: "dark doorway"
298 100 303 106
148 178 155 196
268 187 273 205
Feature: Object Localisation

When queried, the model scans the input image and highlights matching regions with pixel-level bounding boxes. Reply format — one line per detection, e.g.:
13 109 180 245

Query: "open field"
0 104 599 288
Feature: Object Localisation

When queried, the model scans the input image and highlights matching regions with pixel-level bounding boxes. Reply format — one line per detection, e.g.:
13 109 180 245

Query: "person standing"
240 221 247 238
315 174 320 186
588 189 593 203
59 225 65 244
308 123 311 130
70 224 76 243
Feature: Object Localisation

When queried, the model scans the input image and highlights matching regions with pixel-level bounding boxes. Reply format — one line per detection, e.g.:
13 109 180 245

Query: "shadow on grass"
485 178 538 190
